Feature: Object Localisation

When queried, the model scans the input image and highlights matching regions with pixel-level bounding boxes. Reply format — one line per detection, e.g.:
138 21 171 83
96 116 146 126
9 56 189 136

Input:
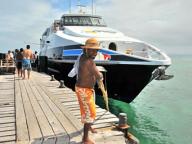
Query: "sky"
0 0 191 55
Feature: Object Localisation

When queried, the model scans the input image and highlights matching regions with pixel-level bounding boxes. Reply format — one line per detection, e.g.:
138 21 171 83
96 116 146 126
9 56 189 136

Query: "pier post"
118 113 129 137
59 80 65 88
50 75 55 81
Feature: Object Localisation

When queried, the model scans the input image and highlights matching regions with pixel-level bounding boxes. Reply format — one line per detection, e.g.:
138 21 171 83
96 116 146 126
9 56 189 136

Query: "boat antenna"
69 0 71 14
92 0 93 15
77 0 86 14
91 0 96 15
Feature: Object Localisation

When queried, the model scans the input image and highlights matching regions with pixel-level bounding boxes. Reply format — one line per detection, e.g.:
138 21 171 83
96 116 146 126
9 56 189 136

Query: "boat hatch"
109 42 117 51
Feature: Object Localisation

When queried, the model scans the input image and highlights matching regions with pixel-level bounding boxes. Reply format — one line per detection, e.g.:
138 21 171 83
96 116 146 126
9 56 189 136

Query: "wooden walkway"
0 74 16 144
0 71 128 144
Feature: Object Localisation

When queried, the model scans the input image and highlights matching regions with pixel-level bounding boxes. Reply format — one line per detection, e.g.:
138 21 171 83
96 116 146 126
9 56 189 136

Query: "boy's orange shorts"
75 86 96 123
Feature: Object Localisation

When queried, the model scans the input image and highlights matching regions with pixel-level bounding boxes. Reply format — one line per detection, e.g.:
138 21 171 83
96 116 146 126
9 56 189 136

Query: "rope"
93 110 108 124
97 80 109 111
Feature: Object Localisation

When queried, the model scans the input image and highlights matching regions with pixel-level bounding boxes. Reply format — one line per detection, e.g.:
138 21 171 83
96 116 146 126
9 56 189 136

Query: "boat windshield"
61 16 106 26
116 41 166 60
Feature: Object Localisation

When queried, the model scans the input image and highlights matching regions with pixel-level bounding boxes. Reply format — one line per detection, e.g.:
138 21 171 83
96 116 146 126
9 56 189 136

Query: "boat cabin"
60 14 107 27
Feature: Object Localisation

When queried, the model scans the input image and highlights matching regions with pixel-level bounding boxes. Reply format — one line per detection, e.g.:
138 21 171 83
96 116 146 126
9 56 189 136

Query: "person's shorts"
22 59 32 71
16 61 22 69
75 86 96 123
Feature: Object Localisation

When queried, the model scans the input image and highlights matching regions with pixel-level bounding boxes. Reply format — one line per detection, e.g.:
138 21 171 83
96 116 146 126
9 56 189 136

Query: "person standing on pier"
33 51 38 70
75 38 103 144
5 50 13 61
22 45 33 79
15 48 24 77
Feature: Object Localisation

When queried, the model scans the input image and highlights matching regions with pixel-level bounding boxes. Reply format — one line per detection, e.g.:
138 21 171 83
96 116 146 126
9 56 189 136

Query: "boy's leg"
82 123 95 144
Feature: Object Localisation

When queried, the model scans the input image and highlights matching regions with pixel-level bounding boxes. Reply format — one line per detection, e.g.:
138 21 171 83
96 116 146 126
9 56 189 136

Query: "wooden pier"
0 74 15 143
0 71 138 144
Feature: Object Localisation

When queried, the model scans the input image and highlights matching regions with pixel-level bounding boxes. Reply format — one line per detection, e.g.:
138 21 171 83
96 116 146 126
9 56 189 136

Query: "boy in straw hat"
75 38 103 144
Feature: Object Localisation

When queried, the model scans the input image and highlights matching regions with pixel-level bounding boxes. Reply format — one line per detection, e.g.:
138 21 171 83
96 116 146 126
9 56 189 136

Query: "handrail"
0 59 15 67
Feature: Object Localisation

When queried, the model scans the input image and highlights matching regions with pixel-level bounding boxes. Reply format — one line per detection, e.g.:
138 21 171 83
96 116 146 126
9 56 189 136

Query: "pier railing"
0 59 15 74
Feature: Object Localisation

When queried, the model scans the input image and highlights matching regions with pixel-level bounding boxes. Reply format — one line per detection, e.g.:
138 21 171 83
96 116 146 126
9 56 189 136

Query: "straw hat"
81 38 101 49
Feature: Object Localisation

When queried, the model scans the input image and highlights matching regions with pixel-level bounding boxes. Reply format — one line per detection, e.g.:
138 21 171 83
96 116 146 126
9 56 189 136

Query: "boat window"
62 16 106 26
72 17 80 25
109 43 117 51
42 28 49 36
64 17 73 25
80 17 92 25
91 17 105 26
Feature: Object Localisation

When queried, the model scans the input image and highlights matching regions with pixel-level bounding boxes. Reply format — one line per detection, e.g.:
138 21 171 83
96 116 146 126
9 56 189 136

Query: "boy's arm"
91 61 103 81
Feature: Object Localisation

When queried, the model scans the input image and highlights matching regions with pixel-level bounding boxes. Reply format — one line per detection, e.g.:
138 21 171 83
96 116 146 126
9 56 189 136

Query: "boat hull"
45 59 159 103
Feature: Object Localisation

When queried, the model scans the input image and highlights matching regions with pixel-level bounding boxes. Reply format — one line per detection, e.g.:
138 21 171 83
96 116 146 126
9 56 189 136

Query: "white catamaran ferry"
39 14 172 103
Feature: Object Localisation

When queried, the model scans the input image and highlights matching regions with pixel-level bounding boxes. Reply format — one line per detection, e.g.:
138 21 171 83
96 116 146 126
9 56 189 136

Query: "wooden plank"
25 80 56 144
0 90 14 95
92 123 113 129
0 117 15 124
0 107 14 112
0 99 14 102
91 134 126 144
0 126 15 132
0 123 15 128
20 80 43 144
62 102 79 106
0 95 14 99
0 102 14 105
0 111 14 115
61 104 80 109
15 79 29 143
0 103 14 106
76 113 117 120
0 105 14 109
0 113 15 117
31 79 82 143
94 117 119 124
57 96 77 100
0 135 16 143
0 88 14 90
70 111 81 116
29 80 69 143
0 141 15 144
0 130 15 137
0 75 15 144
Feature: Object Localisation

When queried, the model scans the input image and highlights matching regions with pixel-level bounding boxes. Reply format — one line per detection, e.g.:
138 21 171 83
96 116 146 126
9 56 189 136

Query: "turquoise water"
96 55 192 144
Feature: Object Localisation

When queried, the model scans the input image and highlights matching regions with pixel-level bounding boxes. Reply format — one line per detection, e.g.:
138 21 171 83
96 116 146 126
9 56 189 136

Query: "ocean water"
96 55 192 144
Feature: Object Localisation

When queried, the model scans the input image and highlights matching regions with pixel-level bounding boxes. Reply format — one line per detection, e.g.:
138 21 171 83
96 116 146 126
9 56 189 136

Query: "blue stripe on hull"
63 49 118 56
63 49 82 56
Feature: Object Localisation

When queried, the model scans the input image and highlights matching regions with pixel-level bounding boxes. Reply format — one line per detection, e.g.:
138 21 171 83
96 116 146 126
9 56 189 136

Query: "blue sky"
0 0 191 55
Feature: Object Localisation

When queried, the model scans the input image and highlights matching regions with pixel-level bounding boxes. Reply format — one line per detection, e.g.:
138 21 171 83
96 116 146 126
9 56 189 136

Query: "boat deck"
0 71 132 144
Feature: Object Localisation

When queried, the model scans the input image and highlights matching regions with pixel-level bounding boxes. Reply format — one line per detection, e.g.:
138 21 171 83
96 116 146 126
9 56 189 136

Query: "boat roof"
61 14 102 18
